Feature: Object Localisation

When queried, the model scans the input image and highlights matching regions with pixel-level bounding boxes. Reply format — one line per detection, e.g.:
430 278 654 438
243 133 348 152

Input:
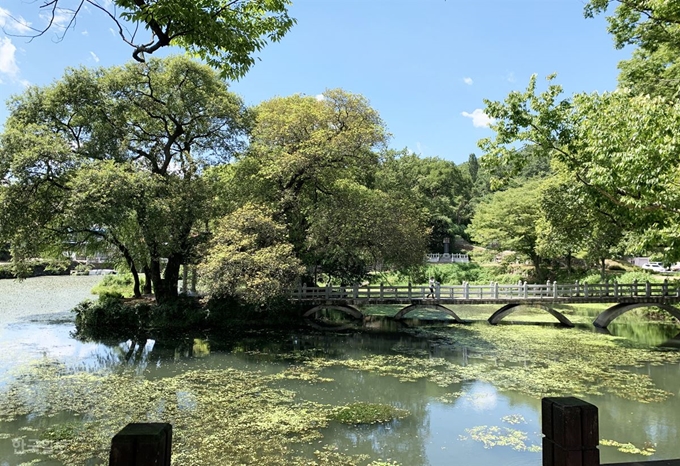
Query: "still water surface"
0 276 679 465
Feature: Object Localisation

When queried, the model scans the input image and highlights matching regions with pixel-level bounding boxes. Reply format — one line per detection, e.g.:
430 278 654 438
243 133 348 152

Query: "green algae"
459 425 542 452
600 439 656 456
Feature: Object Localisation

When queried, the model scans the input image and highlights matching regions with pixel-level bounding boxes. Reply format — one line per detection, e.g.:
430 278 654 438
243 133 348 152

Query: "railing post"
493 282 498 299
435 282 441 300
407 282 412 299
546 280 551 299
633 279 638 297
646 281 651 297
553 281 558 299
541 397 599 466
575 281 579 297
663 279 669 296
583 283 589 299
302 283 307 299
523 281 528 299
614 282 618 298
463 281 469 299
110 423 172 466
380 283 384 298
325 285 330 299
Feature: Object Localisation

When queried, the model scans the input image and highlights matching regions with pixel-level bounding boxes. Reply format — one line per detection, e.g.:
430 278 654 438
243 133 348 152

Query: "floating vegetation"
501 414 526 425
600 439 656 456
331 402 409 425
459 425 541 452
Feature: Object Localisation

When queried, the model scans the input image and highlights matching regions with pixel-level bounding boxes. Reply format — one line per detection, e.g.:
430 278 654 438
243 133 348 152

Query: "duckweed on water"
459 425 542 452
600 439 656 456
331 402 409 425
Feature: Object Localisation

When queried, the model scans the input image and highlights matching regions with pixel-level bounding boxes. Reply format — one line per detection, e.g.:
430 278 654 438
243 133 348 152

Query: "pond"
0 276 679 465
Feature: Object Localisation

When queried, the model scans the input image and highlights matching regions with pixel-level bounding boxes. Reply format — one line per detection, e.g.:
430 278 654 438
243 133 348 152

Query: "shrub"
615 271 662 284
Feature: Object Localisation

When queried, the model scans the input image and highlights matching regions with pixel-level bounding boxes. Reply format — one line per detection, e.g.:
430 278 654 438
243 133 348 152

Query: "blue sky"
0 0 629 164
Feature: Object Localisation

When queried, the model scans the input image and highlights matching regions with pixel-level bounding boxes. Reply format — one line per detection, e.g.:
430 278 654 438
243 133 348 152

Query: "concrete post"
584 283 589 298
408 282 412 299
380 283 384 298
353 284 358 299
523 281 528 299
541 397 599 466
109 423 172 466
493 282 499 299
553 281 558 299
663 279 669 296
646 281 651 297
614 282 618 298
633 279 638 297
435 282 441 300
464 281 469 299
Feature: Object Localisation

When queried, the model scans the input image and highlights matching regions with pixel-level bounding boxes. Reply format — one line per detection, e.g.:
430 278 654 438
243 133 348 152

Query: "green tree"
585 0 680 99
235 89 388 278
306 180 429 285
198 203 303 304
376 151 472 250
468 179 545 279
0 56 251 303
23 0 295 79
480 74 680 263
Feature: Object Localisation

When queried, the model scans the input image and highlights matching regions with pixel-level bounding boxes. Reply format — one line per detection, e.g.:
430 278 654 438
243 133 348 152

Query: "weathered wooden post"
109 423 172 466
542 397 599 466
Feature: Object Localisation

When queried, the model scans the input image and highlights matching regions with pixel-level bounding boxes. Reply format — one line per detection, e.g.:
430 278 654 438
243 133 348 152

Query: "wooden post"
541 397 599 466
110 423 172 466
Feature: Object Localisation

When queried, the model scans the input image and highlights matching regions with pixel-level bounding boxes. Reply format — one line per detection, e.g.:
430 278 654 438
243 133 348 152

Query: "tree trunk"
143 265 152 295
531 254 542 281
111 237 141 298
149 255 182 304
566 251 573 275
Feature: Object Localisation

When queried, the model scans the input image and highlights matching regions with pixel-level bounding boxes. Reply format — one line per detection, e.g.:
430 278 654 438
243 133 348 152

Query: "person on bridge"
427 277 435 298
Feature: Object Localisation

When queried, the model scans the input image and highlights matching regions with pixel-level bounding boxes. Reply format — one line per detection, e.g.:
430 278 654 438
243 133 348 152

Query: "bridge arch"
488 303 574 327
303 305 364 320
393 304 463 322
593 302 680 329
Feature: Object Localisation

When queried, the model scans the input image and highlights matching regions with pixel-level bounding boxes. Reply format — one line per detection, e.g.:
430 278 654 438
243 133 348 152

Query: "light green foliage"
461 425 541 452
199 203 304 304
600 439 655 456
481 73 680 263
91 273 146 298
585 0 680 100
29 0 294 80
468 179 545 278
0 56 250 302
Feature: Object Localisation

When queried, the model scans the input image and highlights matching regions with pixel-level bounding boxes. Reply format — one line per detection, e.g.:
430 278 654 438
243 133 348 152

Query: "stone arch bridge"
293 281 680 329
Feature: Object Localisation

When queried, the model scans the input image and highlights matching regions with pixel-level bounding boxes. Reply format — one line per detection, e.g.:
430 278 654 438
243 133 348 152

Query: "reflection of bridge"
293 281 680 329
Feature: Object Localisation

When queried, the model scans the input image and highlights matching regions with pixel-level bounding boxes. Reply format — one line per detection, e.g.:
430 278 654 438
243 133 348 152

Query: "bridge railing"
291 280 679 301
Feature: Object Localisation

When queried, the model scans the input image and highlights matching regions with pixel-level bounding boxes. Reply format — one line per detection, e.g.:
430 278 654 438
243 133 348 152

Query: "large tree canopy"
17 0 295 79
0 55 251 302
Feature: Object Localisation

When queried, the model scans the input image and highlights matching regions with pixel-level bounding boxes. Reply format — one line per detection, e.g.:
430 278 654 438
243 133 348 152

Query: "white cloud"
82 30 89 36
463 77 473 85
0 37 19 78
0 7 33 35
507 72 516 83
461 109 493 128
90 51 99 63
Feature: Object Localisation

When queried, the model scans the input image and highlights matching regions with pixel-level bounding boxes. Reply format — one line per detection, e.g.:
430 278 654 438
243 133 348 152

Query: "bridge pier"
488 303 574 327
